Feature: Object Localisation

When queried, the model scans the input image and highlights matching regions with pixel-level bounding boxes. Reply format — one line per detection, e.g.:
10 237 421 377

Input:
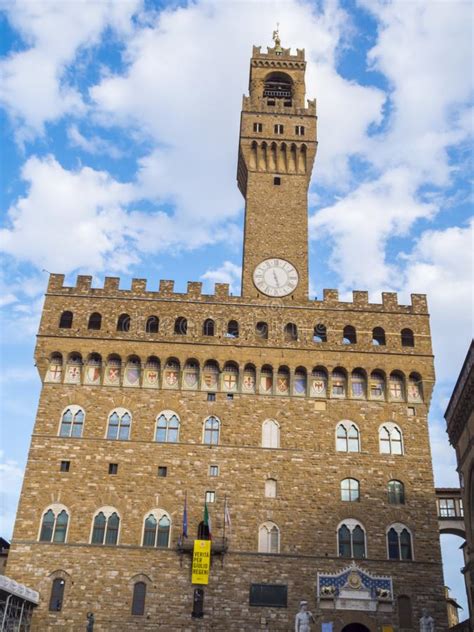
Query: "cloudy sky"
0 0 472 612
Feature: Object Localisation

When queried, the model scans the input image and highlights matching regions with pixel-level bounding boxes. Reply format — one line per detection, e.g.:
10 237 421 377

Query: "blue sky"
0 0 472 614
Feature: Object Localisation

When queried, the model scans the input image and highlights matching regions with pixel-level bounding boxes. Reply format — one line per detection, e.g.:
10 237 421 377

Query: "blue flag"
182 493 188 538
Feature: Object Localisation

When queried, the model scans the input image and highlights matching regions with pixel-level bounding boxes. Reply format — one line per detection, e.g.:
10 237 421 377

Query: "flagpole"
223 495 227 544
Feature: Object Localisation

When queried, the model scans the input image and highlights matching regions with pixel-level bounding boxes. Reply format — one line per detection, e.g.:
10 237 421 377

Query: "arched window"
242 364 256 392
131 581 146 616
294 367 306 396
370 371 385 400
401 328 414 347
398 595 413 627
343 325 356 344
379 423 403 455
256 321 268 339
142 510 171 547
46 353 63 383
202 360 219 390
124 356 141 387
311 367 327 397
155 411 180 443
203 318 215 336
372 327 386 345
227 320 239 338
222 362 239 392
351 370 366 398
59 406 84 438
174 316 187 335
145 315 159 333
332 369 347 397
88 312 102 330
284 322 297 341
388 480 405 504
105 354 121 386
260 365 273 394
265 478 277 498
203 416 220 445
107 408 131 440
336 422 360 452
117 313 130 332
39 505 69 543
389 372 405 401
258 521 280 553
59 311 73 329
387 524 413 560
64 353 83 384
276 366 290 395
408 373 423 402
91 508 120 545
341 478 360 502
262 419 280 448
338 520 366 558
49 578 65 611
313 323 327 343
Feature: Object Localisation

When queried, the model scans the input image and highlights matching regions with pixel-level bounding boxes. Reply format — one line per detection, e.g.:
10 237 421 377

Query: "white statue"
419 608 435 632
295 600 315 632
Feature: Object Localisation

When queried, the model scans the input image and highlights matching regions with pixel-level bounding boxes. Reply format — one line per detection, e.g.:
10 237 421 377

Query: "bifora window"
59 406 84 437
387 524 413 560
39 506 69 543
203 416 220 445
107 409 131 440
338 520 366 559
379 423 403 455
143 511 171 547
258 522 280 553
336 422 360 452
155 411 180 443
91 509 120 545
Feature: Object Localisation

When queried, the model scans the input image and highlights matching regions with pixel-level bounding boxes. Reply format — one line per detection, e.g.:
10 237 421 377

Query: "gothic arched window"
336 422 360 453
39 505 69 543
387 524 413 560
258 521 280 553
91 508 120 545
338 520 366 559
142 510 171 547
131 581 146 616
262 419 280 448
155 411 180 443
49 578 65 612
203 416 220 445
379 423 403 455
59 406 84 438
107 409 131 440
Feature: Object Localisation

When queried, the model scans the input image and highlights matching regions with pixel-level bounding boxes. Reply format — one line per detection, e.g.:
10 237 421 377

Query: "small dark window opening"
158 466 167 477
131 582 146 616
372 327 386 346
60 460 70 472
284 322 297 341
59 311 73 329
174 317 188 335
49 578 65 612
88 312 101 330
146 316 159 333
226 393 234 401
207 392 216 402
343 325 357 344
401 328 414 347
108 463 118 475
203 318 215 336
117 313 130 332
313 324 327 342
274 177 281 186
253 122 263 133
256 321 268 339
274 124 284 134
197 521 210 540
227 320 239 338
249 584 287 608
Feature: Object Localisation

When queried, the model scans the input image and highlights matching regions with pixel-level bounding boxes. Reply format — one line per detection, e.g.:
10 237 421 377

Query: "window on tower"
263 72 293 105
253 122 263 133
274 124 284 134
295 125 305 136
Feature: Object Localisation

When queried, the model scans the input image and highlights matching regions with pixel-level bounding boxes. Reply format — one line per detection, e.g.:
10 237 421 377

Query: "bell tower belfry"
237 32 317 301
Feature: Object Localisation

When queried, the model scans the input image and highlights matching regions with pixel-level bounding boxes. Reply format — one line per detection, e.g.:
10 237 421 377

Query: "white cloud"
0 0 141 138
201 260 241 294
0 452 24 539
67 124 123 159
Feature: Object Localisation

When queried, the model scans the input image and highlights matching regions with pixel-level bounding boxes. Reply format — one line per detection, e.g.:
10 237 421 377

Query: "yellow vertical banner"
382 627 394 632
191 539 211 584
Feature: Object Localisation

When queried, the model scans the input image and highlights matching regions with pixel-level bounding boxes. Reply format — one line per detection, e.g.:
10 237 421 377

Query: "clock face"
253 258 299 297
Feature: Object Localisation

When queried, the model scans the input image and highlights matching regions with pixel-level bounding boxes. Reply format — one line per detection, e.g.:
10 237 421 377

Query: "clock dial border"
253 258 299 297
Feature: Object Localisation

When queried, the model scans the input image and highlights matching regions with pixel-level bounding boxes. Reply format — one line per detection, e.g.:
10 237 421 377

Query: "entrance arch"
342 625 370 632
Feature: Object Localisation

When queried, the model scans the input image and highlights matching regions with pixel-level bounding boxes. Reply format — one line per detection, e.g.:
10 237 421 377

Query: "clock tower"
237 32 318 301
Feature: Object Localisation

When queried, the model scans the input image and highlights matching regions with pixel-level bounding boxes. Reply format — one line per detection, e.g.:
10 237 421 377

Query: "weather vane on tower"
272 23 283 52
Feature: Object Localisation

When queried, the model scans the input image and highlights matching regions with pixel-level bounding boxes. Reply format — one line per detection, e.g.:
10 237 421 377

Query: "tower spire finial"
272 23 282 51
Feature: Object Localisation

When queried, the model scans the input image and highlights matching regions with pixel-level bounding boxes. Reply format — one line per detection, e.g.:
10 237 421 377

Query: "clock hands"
272 270 280 287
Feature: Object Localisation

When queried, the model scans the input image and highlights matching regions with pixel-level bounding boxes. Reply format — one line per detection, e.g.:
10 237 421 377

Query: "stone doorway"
341 624 370 632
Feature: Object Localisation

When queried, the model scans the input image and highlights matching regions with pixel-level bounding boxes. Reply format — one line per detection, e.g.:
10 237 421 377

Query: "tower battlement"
46 273 428 314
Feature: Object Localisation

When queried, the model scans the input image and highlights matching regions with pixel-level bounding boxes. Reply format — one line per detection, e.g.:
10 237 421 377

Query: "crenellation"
214 283 230 298
187 281 202 297
75 275 92 291
159 279 175 295
47 273 65 291
131 278 147 294
323 288 339 303
411 293 428 313
104 276 120 291
352 290 369 306
382 292 398 310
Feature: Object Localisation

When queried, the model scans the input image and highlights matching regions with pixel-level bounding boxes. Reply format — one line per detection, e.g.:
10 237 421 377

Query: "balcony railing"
177 537 228 555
